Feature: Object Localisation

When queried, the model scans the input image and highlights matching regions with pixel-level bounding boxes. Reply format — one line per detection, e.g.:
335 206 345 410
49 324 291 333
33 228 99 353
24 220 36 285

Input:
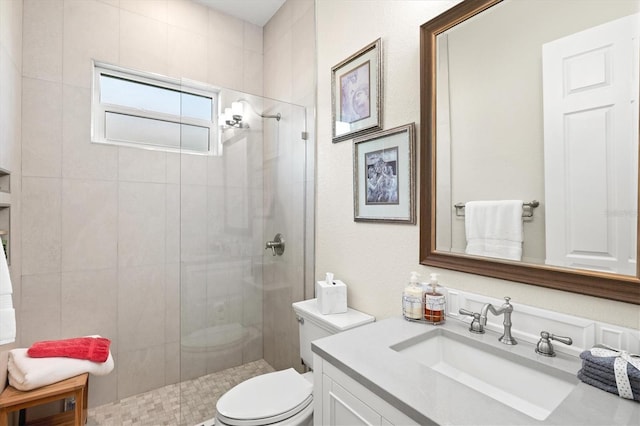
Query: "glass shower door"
178 87 308 426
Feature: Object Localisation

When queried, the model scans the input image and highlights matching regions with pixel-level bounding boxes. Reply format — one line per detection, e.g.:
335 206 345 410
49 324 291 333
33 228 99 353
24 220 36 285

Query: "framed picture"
332 38 383 143
353 123 416 223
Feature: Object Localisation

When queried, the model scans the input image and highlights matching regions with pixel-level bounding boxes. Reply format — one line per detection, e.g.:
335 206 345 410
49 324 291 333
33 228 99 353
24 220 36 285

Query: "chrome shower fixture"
220 99 282 130
238 98 281 122
261 112 281 121
221 101 248 129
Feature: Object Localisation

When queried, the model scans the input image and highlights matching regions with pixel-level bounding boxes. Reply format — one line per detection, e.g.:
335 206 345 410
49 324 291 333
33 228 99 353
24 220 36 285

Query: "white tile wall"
165 184 181 263
179 184 208 258
20 273 62 343
206 155 225 187
292 7 315 100
120 10 169 74
61 179 118 271
168 0 209 35
164 262 181 343
208 42 244 89
118 265 166 351
118 147 167 184
60 268 118 341
180 154 208 185
120 0 169 22
164 340 181 385
87 365 117 408
21 177 62 275
168 26 209 82
244 50 265 96
117 344 167 398
208 8 244 48
62 0 120 88
62 85 118 180
244 22 263 53
118 182 166 267
16 0 310 408
13 0 315 405
261 0 315 373
21 78 62 177
22 0 63 82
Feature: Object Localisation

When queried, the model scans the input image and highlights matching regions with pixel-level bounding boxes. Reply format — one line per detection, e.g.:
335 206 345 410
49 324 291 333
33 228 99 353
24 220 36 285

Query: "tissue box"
316 279 347 314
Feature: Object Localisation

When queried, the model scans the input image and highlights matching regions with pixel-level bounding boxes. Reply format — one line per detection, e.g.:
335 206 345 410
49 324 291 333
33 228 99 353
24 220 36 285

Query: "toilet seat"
215 368 313 426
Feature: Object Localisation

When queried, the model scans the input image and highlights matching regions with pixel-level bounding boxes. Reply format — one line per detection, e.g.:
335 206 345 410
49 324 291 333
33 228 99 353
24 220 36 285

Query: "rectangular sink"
391 329 579 421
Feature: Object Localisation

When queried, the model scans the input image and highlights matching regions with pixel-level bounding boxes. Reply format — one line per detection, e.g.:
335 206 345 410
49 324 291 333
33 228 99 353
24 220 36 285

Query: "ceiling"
195 0 286 27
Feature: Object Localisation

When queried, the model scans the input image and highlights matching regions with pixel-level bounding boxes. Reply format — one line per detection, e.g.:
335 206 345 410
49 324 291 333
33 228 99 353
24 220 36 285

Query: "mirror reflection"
434 0 639 277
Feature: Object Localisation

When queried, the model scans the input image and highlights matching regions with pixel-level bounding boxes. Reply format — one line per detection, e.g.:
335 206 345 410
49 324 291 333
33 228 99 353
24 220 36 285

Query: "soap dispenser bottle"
424 273 447 324
402 272 424 321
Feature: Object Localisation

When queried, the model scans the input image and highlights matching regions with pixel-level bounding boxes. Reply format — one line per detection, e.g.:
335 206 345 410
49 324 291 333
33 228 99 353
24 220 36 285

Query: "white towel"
0 238 12 296
465 200 524 261
0 238 15 345
0 308 16 345
8 347 114 391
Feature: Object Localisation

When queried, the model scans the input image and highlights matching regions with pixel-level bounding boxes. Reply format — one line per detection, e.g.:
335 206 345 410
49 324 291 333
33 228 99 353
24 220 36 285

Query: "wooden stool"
0 373 88 426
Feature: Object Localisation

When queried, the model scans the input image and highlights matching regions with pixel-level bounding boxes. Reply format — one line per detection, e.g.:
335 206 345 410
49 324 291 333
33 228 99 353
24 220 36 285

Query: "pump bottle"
402 272 423 320
424 273 447 324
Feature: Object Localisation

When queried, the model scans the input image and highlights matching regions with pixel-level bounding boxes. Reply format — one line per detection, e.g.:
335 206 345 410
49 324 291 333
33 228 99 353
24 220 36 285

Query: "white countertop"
311 316 640 425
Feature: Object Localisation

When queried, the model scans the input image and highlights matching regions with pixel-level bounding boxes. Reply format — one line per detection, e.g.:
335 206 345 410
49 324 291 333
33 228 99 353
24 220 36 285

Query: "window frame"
91 61 220 155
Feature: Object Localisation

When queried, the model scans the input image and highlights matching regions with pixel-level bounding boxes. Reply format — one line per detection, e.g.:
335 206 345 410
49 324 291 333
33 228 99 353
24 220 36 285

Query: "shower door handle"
265 233 285 256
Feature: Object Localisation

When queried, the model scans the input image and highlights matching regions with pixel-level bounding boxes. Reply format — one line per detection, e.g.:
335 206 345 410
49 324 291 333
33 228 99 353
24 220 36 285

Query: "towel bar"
454 200 539 218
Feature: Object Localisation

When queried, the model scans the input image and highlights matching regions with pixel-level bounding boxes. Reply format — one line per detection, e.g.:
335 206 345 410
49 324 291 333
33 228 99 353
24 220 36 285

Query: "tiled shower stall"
1 0 316 423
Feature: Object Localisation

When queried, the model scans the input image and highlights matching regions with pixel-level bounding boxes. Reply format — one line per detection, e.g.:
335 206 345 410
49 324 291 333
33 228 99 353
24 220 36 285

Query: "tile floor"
87 360 275 426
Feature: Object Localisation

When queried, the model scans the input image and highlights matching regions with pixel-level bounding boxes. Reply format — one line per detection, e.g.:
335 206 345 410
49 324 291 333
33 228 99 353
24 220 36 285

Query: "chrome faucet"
458 309 484 333
535 331 572 357
480 297 517 345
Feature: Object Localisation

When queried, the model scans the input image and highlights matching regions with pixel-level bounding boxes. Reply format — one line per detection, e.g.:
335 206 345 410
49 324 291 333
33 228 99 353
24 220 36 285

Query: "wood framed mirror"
419 0 640 304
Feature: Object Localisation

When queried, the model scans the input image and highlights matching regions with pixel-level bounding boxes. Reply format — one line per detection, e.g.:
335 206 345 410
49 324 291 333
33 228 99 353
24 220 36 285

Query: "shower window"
91 61 219 154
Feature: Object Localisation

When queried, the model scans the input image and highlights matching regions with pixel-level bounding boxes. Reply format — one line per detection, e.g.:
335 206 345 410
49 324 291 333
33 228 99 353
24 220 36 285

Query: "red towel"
27 337 111 363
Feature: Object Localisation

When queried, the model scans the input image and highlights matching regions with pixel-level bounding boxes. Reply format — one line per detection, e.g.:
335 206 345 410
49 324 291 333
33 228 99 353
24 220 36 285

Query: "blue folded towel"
578 369 640 402
580 366 640 395
582 362 640 387
580 349 640 381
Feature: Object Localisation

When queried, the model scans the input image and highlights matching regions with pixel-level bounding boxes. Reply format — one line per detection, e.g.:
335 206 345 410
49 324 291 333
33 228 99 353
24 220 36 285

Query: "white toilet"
214 298 375 426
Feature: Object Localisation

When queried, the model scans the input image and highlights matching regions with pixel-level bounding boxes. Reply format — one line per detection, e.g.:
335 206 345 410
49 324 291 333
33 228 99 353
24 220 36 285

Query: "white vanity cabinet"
313 354 419 426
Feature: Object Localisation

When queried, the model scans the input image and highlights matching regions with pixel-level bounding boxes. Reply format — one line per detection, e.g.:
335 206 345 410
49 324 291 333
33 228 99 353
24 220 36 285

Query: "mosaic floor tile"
87 360 274 426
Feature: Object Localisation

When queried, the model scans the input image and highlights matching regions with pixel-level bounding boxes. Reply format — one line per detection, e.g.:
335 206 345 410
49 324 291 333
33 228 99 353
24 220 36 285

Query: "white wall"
315 0 640 330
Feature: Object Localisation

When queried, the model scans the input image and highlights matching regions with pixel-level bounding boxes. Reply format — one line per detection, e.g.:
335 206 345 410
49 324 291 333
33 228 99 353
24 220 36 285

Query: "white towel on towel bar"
0 236 15 345
465 200 524 261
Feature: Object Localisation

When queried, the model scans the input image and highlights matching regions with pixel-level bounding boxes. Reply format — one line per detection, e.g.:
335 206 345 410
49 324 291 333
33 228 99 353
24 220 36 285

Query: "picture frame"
332 38 383 143
353 123 416 223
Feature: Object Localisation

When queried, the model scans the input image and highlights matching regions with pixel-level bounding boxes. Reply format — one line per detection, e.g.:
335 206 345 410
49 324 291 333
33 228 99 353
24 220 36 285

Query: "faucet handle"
535 331 572 357
459 309 484 334
548 332 572 346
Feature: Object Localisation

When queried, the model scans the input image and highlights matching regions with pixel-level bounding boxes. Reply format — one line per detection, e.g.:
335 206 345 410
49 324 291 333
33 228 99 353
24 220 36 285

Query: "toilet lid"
216 368 313 426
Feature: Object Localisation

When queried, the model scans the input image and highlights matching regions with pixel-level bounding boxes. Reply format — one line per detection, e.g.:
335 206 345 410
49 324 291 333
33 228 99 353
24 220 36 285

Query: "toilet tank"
292 298 375 369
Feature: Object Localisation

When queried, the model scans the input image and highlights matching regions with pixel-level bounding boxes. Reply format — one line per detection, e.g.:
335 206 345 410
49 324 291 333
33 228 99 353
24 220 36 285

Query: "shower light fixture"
221 101 247 128
219 99 282 130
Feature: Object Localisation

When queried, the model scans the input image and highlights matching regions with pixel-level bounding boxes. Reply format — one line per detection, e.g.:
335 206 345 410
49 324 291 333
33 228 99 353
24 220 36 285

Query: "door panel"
543 13 638 274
